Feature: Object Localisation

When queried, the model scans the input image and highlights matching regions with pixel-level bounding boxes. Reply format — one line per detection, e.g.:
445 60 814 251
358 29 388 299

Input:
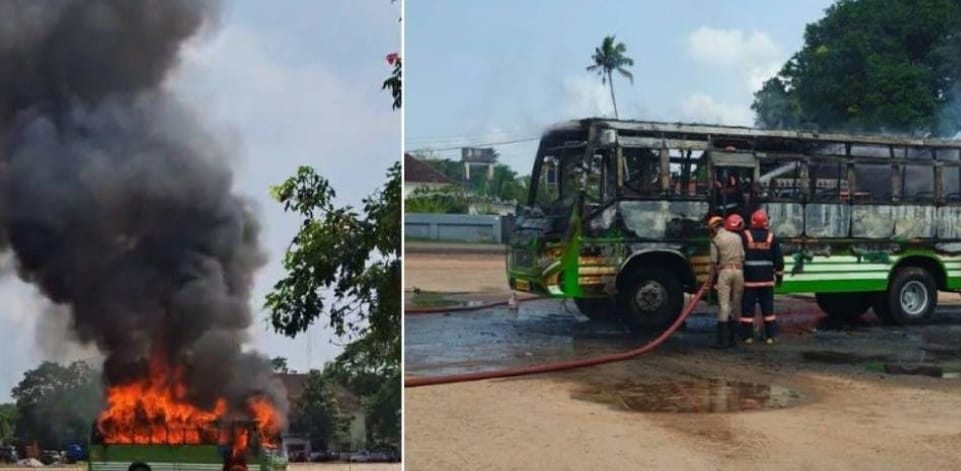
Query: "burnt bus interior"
523 119 961 241
90 419 271 456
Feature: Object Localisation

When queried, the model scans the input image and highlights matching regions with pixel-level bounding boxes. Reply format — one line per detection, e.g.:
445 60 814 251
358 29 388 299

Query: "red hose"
404 278 713 388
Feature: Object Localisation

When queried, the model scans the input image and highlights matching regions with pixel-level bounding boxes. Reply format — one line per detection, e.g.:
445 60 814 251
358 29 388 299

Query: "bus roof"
544 118 961 149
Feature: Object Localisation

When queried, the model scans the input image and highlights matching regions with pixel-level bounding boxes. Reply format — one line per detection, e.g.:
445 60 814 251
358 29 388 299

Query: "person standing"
709 214 745 349
739 209 784 344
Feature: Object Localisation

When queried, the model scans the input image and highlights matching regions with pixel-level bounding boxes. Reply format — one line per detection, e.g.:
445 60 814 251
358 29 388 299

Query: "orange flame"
96 343 282 458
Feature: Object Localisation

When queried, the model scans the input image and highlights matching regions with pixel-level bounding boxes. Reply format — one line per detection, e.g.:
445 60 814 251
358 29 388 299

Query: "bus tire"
129 464 150 471
574 298 615 320
887 267 937 325
617 267 683 330
814 293 872 321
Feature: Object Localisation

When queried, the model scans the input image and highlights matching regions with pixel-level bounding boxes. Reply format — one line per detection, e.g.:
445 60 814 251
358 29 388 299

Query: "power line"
407 136 539 153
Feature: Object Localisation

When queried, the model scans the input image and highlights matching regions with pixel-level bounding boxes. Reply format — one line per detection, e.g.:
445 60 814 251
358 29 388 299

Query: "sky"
0 0 400 402
405 0 835 174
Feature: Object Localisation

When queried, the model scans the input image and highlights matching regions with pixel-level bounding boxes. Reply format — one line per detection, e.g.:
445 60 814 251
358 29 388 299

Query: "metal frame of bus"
507 118 961 328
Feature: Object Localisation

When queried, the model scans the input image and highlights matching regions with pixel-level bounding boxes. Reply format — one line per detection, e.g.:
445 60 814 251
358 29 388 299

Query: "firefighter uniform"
710 215 745 349
739 210 784 344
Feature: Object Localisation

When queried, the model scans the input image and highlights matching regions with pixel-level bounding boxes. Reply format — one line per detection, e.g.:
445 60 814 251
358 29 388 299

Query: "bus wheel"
129 464 150 471
574 298 615 320
886 267 937 325
814 293 871 321
617 268 683 330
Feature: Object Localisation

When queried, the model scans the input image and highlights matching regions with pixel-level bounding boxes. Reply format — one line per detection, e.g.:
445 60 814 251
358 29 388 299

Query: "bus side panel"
936 207 961 239
617 200 709 239
891 205 936 239
763 202 803 238
851 205 894 239
805 203 850 238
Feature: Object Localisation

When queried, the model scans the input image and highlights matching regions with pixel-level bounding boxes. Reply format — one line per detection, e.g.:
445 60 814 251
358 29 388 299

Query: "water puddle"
573 378 800 413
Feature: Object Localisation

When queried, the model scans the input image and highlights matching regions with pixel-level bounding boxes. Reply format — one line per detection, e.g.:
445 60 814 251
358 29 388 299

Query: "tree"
266 162 401 371
404 185 469 214
586 35 634 119
12 361 102 449
0 403 16 445
288 370 346 452
752 0 961 135
271 357 289 374
322 343 399 450
384 53 402 110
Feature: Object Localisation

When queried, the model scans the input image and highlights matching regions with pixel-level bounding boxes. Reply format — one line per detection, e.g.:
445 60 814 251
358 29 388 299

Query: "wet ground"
406 298 961 402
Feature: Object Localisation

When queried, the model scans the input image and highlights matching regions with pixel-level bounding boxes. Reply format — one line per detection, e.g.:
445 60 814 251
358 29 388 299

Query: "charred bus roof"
540 118 961 152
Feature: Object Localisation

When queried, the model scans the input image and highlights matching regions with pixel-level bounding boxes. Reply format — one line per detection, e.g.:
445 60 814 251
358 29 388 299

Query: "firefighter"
739 209 784 344
708 214 745 349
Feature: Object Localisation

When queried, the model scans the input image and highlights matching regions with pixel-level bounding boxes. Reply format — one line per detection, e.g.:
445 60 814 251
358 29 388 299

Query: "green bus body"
87 422 288 471
507 118 961 328
88 443 288 471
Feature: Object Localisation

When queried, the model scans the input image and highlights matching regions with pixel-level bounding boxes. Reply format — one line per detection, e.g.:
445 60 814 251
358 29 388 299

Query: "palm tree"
586 35 634 119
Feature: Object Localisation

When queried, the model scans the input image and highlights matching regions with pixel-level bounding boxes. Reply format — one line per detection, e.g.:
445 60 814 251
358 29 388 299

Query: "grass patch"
408 291 462 308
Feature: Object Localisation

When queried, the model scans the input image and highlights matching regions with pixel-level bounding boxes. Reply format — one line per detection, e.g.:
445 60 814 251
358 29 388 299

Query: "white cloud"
687 27 780 67
687 26 783 93
560 75 614 119
680 93 753 126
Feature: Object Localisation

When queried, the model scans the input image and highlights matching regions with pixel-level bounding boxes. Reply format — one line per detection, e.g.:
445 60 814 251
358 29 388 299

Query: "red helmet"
724 214 744 231
750 209 769 229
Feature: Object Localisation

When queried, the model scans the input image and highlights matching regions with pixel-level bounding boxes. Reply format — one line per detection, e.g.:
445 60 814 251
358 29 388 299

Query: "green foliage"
404 185 469 214
271 357 289 374
0 403 16 445
753 0 961 135
266 162 400 371
323 345 400 449
586 35 634 118
12 361 102 449
288 370 347 451
383 55 402 110
363 369 400 449
417 157 528 203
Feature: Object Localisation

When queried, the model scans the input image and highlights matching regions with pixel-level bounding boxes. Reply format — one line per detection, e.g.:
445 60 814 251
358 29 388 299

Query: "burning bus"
87 345 288 471
88 420 287 471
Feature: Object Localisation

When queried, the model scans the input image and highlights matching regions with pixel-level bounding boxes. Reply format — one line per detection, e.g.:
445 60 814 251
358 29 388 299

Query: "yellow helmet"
708 216 724 229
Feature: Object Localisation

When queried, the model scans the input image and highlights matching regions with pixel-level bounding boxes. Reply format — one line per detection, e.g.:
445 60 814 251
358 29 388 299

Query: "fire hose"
404 277 713 388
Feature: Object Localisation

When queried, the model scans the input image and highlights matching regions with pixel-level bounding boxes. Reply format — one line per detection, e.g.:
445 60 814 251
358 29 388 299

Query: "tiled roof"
404 153 453 184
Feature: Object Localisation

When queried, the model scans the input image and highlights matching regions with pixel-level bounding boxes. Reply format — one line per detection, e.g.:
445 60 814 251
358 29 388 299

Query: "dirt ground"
404 248 961 471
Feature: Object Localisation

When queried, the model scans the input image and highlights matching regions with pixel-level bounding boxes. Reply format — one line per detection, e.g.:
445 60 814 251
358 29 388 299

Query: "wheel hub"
634 281 666 311
899 280 929 317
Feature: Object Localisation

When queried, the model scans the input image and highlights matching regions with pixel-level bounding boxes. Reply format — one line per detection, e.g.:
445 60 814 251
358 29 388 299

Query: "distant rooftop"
404 153 454 184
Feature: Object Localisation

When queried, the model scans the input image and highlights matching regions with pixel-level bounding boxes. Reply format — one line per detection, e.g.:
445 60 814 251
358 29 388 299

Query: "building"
275 373 366 456
404 153 453 198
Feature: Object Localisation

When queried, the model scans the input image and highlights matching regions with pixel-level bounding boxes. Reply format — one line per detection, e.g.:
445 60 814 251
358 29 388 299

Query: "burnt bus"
507 118 961 329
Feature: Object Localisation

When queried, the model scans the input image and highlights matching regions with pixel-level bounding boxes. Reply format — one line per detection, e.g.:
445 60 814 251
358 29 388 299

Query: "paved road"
406 298 961 377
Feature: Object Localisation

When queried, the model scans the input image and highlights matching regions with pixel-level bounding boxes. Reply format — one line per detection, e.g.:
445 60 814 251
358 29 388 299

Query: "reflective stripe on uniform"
744 260 773 266
739 317 754 323
763 315 776 322
744 231 773 250
744 281 774 287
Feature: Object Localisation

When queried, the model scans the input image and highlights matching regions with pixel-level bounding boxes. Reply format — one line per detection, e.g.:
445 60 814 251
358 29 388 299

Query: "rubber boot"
764 320 778 345
726 319 738 348
739 318 755 344
710 321 729 349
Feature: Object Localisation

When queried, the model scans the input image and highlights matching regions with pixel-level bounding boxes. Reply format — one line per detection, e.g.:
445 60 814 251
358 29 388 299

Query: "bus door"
710 147 757 218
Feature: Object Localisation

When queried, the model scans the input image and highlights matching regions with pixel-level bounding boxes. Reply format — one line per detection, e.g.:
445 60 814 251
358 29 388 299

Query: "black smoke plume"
0 0 286 419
